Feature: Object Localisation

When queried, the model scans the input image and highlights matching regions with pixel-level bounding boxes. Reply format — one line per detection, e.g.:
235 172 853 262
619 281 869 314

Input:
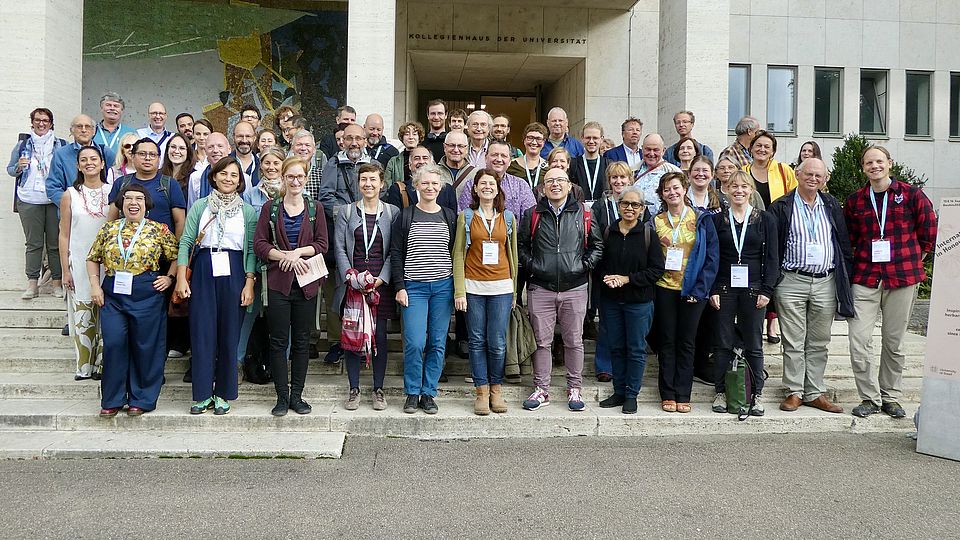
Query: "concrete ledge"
0 430 345 459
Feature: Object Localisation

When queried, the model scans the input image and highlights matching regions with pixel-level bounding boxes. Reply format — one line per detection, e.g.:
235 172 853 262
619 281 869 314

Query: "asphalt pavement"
0 432 956 539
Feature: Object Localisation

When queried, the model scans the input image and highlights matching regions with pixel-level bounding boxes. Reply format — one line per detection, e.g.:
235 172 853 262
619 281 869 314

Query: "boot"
489 384 508 413
21 279 38 300
289 391 312 415
271 388 289 417
474 385 491 416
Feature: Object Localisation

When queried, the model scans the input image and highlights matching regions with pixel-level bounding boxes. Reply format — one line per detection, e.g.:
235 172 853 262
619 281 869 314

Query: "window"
905 71 932 137
952 73 960 138
860 69 888 135
728 65 750 131
766 66 797 134
814 68 842 134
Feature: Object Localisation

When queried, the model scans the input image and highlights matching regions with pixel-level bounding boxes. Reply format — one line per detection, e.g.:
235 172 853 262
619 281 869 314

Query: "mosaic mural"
83 0 347 135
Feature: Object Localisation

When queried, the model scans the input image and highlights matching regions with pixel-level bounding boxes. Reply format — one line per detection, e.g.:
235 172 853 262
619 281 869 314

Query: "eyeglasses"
544 178 569 185
524 135 545 143
123 195 146 202
33 118 51 124
135 151 159 159
74 124 95 130
444 143 467 150
284 174 306 182
241 115 259 121
149 112 167 116
618 201 645 209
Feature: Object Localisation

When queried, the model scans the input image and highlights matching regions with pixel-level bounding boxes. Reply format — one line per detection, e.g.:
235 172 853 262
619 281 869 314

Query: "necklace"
79 183 107 218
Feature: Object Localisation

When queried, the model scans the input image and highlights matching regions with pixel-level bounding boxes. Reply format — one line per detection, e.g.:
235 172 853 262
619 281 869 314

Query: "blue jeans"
465 292 513 386
594 316 612 375
599 298 654 399
401 278 453 397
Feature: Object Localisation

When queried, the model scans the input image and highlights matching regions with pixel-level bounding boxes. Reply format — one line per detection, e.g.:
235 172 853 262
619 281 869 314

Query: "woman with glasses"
385 122 425 188
87 183 179 417
507 122 549 192
254 156 329 416
596 186 665 414
653 172 719 413
175 157 259 415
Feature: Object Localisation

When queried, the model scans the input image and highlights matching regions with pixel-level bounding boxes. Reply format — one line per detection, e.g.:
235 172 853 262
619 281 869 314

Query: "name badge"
482 241 499 265
114 271 133 295
211 251 232 277
730 264 749 288
805 244 825 267
584 200 594 211
665 247 684 271
872 239 891 263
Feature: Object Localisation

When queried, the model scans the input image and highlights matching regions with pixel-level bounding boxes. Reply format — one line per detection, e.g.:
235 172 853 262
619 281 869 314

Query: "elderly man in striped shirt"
768 158 853 414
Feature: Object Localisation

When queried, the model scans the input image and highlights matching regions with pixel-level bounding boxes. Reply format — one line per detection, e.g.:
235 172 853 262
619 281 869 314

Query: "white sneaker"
522 388 550 410
712 392 727 413
167 350 184 358
21 287 38 300
750 394 765 416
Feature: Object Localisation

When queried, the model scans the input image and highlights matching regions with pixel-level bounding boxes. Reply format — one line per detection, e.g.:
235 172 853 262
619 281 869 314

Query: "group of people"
6 94 937 421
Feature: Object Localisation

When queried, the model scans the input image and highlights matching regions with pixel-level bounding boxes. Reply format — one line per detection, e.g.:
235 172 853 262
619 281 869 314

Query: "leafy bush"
826 133 927 206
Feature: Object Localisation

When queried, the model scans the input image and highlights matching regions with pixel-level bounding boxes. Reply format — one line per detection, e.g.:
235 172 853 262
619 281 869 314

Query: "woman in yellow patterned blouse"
87 183 179 418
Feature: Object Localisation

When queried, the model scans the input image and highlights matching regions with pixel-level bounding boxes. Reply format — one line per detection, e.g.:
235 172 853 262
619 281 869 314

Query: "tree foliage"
827 133 928 206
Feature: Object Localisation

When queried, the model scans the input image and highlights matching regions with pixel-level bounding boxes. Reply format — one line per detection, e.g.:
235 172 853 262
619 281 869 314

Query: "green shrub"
827 133 927 206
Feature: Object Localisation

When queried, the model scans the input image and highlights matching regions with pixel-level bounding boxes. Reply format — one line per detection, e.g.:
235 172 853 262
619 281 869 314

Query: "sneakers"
598 394 626 408
852 400 881 418
749 395 765 417
213 396 230 415
372 389 387 411
420 395 438 414
567 388 585 412
51 286 64 299
345 388 360 411
323 343 343 365
711 392 727 413
522 388 550 410
167 350 184 359
190 397 213 415
20 286 38 300
403 394 419 414
881 401 906 419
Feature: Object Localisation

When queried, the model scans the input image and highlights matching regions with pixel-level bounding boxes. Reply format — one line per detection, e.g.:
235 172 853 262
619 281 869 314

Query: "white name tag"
114 271 133 295
665 247 684 271
805 243 825 267
482 241 499 265
211 251 232 277
872 239 891 263
730 264 749 288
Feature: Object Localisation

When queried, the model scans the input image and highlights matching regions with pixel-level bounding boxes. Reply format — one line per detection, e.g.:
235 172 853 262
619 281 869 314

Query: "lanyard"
116 218 147 270
97 123 122 149
795 193 822 238
688 188 709 209
869 190 889 239
581 156 600 199
477 207 497 240
728 205 752 264
373 146 382 160
523 156 541 189
359 201 383 261
666 205 689 246
609 197 619 220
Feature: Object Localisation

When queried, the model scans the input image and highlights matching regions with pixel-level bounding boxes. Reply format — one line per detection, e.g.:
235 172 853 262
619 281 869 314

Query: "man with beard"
175 113 194 145
423 99 447 162
363 113 398 168
491 114 521 158
231 121 259 187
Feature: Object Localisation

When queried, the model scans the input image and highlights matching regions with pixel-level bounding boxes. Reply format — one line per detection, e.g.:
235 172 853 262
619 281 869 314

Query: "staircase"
0 292 923 458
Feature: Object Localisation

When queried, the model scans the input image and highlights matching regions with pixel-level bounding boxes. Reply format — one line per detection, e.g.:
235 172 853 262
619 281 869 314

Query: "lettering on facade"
408 33 587 45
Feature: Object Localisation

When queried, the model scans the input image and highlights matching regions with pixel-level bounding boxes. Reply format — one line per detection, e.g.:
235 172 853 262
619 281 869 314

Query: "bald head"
147 102 167 132
364 114 385 146
343 123 367 162
546 107 568 139
797 157 827 194
443 130 468 167
233 121 256 156
70 114 96 145
205 132 230 164
641 133 666 167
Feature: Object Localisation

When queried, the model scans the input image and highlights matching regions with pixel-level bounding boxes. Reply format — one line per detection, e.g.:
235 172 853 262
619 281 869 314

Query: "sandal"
676 402 692 413
661 400 677 413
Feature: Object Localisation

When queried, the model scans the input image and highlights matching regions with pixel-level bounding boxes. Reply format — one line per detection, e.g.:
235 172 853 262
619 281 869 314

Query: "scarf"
259 176 282 199
29 131 56 177
341 269 380 365
207 189 244 248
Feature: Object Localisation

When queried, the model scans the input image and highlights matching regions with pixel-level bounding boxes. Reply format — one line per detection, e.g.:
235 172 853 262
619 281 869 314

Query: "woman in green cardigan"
452 168 519 416
175 157 258 415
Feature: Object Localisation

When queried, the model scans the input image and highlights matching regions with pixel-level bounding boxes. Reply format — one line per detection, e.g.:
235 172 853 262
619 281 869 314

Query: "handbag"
172 214 217 305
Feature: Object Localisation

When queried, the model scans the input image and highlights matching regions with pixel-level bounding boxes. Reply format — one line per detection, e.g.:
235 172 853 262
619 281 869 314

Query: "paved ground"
909 299 930 336
0 433 956 538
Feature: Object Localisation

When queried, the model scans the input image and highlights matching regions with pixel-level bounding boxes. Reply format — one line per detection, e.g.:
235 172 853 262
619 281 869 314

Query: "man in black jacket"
767 158 852 414
519 167 603 412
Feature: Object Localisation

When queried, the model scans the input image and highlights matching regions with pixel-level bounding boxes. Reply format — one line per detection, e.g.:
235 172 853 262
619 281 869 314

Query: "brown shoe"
803 395 844 413
489 384 508 413
779 394 802 411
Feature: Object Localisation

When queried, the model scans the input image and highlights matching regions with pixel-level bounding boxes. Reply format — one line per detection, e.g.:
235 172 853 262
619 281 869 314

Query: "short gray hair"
617 185 645 204
99 92 125 109
412 163 447 187
291 129 315 145
735 116 759 136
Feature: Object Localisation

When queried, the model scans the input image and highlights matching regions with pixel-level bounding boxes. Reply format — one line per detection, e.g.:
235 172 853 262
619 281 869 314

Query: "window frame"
951 72 960 140
859 68 889 137
904 70 933 139
728 64 751 135
765 65 798 136
813 67 843 136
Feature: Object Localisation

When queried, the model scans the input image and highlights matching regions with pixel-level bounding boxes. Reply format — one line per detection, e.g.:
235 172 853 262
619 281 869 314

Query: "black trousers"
655 287 707 402
267 284 317 399
713 287 766 395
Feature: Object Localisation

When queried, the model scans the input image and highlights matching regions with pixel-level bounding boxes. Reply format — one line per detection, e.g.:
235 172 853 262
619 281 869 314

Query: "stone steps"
0 398 916 440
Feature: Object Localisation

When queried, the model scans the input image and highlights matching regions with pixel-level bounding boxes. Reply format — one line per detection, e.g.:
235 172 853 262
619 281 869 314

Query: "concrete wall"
729 0 960 205
81 51 224 132
0 1 84 290
544 61 586 133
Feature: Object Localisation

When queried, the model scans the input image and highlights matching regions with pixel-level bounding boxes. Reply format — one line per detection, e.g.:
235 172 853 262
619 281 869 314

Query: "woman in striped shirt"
390 164 457 415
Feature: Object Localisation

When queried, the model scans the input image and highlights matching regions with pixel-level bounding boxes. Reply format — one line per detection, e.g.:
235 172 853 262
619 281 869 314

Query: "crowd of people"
6 94 937 421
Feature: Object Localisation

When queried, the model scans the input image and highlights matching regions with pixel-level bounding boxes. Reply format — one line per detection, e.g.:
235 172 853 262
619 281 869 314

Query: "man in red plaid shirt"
843 145 937 419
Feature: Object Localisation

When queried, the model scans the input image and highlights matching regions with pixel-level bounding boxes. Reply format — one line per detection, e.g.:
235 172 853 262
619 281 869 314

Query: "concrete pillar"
347 0 397 135
0 1 84 289
657 0 730 154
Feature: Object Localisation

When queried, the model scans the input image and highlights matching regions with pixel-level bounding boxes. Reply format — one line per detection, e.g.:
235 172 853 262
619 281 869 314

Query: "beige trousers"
848 283 917 405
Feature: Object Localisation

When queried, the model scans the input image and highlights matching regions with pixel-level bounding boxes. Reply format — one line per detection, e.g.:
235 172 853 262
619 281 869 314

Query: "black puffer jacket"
519 194 604 292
